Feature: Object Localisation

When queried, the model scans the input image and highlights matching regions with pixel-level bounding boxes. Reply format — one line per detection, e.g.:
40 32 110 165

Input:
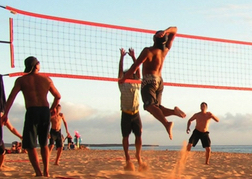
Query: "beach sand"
1 147 252 179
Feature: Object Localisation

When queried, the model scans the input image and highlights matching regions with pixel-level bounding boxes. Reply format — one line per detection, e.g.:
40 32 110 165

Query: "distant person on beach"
64 134 73 150
119 27 186 140
118 48 147 171
49 104 70 165
1 56 61 177
0 113 22 167
186 102 220 164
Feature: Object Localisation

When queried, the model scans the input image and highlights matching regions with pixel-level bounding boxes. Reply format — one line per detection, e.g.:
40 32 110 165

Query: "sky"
0 0 252 146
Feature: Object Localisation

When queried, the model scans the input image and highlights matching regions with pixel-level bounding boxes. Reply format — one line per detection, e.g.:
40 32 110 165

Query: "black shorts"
188 129 211 148
121 111 142 137
0 141 5 155
141 75 163 109
49 129 63 148
22 107 50 149
67 138 72 144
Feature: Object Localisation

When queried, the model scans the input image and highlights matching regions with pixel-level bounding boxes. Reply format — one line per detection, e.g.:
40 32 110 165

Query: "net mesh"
6 6 252 90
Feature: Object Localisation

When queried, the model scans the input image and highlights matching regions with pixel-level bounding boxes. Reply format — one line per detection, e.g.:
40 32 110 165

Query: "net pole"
9 18 14 68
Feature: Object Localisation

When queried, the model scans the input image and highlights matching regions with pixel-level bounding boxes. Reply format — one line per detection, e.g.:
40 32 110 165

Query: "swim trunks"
188 129 211 148
67 137 72 144
22 106 50 149
141 74 163 109
121 111 142 137
0 140 5 155
49 129 63 148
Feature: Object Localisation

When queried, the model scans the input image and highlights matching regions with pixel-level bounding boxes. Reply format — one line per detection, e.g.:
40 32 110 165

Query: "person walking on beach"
49 104 70 165
1 56 61 177
118 48 147 171
119 26 186 140
64 134 73 150
186 102 220 164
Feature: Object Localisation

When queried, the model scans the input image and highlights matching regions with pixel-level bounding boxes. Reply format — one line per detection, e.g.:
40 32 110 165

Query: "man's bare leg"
159 106 186 118
135 136 142 165
135 136 148 171
54 147 63 165
186 143 192 151
123 137 135 171
40 145 49 177
145 105 174 139
49 144 54 153
205 147 211 165
27 148 43 177
0 154 4 168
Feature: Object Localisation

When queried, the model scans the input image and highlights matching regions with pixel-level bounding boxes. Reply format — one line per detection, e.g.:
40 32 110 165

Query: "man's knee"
145 104 159 112
205 147 211 152
187 143 192 151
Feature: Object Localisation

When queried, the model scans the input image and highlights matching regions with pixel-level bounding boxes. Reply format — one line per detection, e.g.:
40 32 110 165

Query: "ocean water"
87 145 252 154
5 143 252 154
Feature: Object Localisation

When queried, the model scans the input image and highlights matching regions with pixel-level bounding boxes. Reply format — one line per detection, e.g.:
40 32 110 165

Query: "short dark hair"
201 102 207 107
154 30 168 51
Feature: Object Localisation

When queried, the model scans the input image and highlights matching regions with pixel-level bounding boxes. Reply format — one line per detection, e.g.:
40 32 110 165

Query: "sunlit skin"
186 103 220 164
118 48 147 171
119 27 186 140
0 60 61 177
49 105 70 165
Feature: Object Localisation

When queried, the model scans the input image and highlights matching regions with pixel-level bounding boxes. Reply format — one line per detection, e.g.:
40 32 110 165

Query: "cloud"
3 102 252 145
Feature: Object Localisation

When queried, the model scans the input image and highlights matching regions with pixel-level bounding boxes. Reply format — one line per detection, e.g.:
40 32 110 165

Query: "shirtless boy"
119 26 186 140
1 56 61 177
186 102 220 164
49 104 70 165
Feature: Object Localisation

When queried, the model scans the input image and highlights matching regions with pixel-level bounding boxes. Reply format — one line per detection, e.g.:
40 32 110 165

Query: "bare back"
16 74 52 108
142 47 169 76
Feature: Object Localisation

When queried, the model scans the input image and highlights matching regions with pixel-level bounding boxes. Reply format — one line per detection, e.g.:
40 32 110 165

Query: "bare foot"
124 161 135 171
174 106 186 118
165 121 174 140
43 171 49 177
138 162 148 172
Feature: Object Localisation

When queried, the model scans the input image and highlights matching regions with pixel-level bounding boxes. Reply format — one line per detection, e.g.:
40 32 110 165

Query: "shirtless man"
186 102 220 164
1 56 61 177
119 26 186 140
49 104 70 165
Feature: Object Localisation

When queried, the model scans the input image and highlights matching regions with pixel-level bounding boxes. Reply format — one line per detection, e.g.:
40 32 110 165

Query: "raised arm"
119 48 148 84
128 48 140 79
155 26 177 49
118 48 127 79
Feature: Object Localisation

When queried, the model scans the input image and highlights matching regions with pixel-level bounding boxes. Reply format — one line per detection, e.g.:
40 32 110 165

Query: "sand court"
1 149 252 178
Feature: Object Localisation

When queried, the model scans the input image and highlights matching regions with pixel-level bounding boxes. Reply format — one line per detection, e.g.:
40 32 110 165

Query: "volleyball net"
2 6 252 90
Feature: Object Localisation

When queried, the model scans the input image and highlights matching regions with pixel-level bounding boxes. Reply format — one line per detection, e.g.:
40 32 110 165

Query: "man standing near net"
118 48 147 171
186 102 219 164
1 56 61 177
119 26 186 140
49 104 70 165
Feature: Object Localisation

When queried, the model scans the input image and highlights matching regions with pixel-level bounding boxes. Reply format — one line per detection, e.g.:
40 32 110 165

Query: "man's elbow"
55 94 61 100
